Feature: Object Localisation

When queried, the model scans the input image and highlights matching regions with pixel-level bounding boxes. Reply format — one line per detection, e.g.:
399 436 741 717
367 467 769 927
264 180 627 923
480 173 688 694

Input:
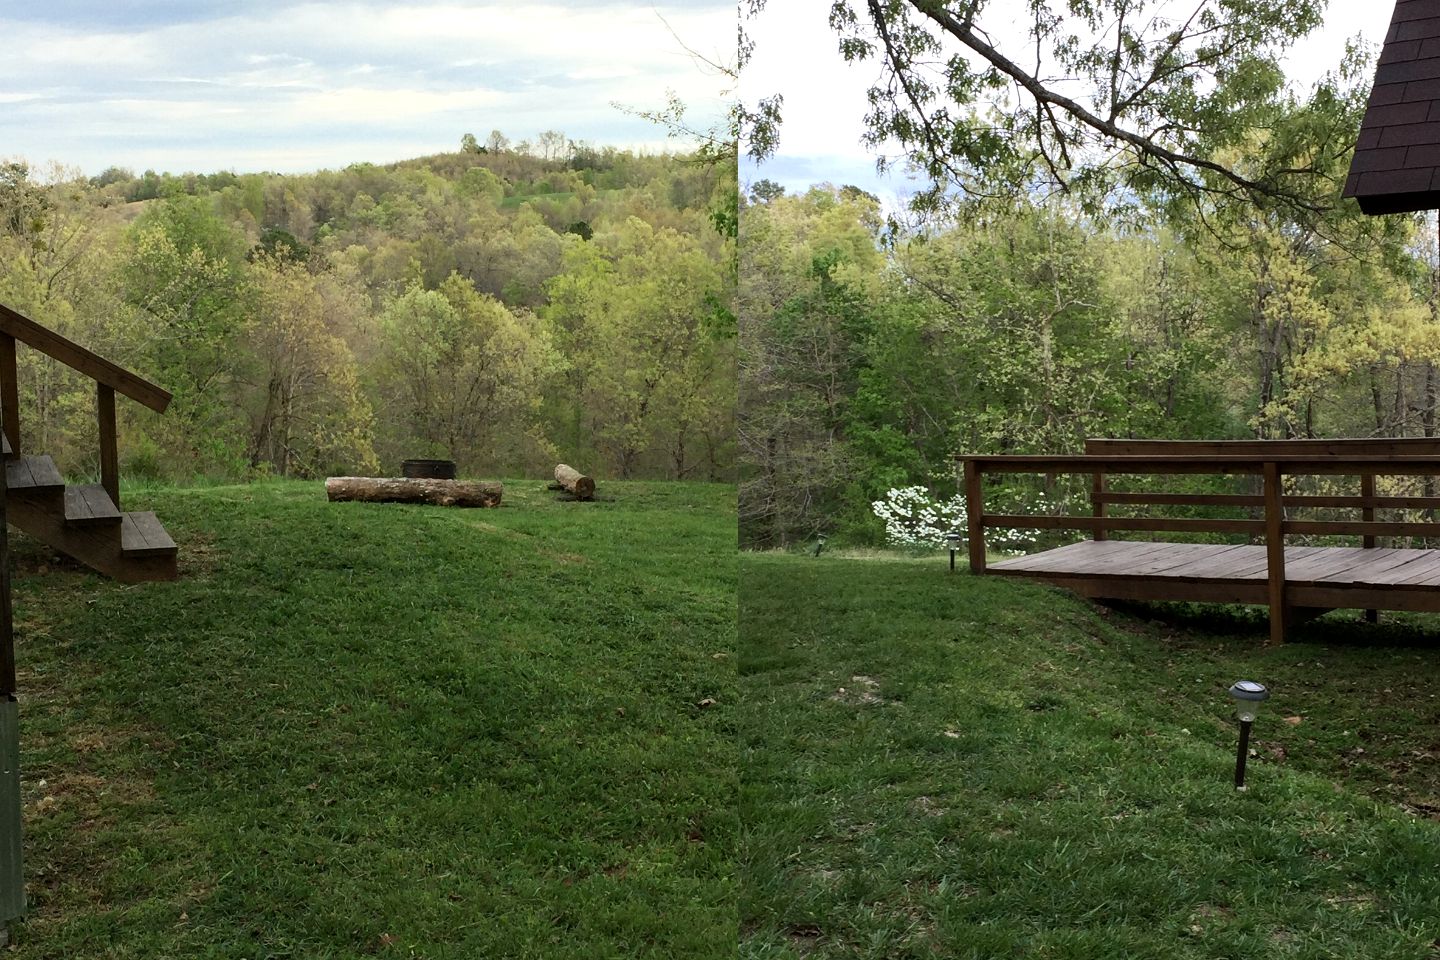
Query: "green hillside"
741 553 1440 958
8 481 736 958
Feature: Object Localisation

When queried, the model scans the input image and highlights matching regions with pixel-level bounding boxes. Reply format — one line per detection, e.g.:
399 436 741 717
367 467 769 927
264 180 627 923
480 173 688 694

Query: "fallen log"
325 477 503 508
554 464 596 499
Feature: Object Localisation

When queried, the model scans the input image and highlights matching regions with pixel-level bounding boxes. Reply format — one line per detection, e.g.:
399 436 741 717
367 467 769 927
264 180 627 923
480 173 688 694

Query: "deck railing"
0 304 171 510
959 446 1440 644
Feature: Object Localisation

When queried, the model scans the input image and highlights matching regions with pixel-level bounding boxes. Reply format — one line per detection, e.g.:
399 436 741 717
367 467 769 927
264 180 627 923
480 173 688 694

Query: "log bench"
958 438 1440 644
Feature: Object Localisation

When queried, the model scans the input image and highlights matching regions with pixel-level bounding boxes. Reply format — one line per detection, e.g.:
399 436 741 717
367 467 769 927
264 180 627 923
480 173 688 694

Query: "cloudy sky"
743 0 1384 205
1 1 732 176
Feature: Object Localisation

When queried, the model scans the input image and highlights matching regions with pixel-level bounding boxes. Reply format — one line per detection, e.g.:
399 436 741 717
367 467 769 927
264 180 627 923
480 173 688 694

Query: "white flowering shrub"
871 486 962 547
870 485 1063 553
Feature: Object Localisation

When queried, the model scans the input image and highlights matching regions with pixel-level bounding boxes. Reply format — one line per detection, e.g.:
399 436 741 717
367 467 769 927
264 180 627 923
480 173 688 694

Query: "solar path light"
813 533 827 558
945 530 963 572
1228 680 1269 790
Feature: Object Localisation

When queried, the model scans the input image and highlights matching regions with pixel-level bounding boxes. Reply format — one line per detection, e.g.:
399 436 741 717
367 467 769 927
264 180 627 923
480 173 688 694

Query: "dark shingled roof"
1345 0 1440 214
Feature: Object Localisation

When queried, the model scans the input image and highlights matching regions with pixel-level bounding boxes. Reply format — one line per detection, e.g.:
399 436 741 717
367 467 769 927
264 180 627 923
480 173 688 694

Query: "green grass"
8 479 736 959
500 191 577 209
741 552 1440 959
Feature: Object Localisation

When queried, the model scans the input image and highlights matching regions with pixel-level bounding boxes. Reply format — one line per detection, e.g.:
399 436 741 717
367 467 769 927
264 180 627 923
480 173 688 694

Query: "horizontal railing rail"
958 447 1440 644
0 303 171 510
1086 437 1440 456
0 305 170 413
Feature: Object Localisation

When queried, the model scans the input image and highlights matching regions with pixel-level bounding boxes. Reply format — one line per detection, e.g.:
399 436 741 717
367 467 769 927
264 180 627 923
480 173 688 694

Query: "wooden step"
64 484 122 527
120 511 176 558
6 455 61 492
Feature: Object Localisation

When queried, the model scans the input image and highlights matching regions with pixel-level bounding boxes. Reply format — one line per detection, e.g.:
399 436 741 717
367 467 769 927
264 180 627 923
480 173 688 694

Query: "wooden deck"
990 541 1440 614
959 439 1440 642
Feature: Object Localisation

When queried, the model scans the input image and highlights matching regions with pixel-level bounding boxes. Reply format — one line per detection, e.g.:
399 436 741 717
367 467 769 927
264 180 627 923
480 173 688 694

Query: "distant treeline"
0 136 735 484
740 183 1437 548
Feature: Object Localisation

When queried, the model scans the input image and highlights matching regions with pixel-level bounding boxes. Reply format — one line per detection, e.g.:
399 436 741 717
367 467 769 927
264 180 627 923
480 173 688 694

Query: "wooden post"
1092 472 1107 541
97 384 118 511
964 459 985 574
1263 461 1287 645
1361 473 1378 624
0 336 17 460
0 439 12 699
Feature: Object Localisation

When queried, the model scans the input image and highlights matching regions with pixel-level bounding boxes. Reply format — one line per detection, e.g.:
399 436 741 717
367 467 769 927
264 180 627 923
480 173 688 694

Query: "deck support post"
964 459 985 574
1361 473 1378 624
0 336 17 460
1263 461 1287 645
1091 473 1107 541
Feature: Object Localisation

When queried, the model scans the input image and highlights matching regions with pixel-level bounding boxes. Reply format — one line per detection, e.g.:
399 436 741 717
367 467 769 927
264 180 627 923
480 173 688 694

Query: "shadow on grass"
1096 597 1440 649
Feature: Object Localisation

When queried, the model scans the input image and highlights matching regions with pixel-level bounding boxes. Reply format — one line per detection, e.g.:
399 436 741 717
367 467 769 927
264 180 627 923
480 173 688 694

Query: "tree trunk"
325 477 502 507
554 463 596 499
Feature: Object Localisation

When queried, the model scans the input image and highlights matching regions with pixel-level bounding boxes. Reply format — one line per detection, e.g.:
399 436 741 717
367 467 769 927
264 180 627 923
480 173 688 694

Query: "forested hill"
0 139 736 484
739 183 1436 548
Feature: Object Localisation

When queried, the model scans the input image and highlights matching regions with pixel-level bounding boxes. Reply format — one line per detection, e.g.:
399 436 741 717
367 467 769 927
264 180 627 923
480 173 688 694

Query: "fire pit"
402 459 456 480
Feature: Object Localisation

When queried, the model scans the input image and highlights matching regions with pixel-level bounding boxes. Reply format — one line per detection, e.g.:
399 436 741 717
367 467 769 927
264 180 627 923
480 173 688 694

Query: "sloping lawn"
741 553 1440 958
9 479 736 959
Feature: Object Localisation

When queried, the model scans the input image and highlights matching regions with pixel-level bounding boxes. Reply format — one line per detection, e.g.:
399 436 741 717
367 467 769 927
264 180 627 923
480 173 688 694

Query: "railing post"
97 384 118 511
0 336 17 459
1092 472 1107 541
1361 473 1378 624
964 459 986 574
1263 461 1287 645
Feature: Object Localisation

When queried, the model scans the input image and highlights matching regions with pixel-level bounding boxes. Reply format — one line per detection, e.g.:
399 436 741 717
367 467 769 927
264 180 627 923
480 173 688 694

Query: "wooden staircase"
0 305 177 583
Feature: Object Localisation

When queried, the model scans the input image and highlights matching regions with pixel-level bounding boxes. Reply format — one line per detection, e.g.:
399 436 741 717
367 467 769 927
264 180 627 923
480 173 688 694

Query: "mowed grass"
741 553 1440 959
7 479 736 959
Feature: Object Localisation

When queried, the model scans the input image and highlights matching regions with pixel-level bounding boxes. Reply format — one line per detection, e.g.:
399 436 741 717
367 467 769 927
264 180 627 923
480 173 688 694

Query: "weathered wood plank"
98 383 119 510
0 303 171 412
4 456 61 491
982 514 1263 535
1099 491 1263 507
64 484 122 527
0 336 16 461
1284 519 1440 538
964 460 984 574
1091 472 1107 541
1086 437 1440 456
965 454 1440 476
120 511 176 557
1262 461 1285 644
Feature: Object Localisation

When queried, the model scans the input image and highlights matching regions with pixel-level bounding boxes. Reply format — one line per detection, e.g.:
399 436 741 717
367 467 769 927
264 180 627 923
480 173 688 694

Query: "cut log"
554 464 596 499
325 477 502 508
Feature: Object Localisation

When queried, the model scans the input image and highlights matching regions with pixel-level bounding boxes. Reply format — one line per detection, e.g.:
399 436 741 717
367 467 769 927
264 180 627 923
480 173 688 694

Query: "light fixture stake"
1228 680 1270 790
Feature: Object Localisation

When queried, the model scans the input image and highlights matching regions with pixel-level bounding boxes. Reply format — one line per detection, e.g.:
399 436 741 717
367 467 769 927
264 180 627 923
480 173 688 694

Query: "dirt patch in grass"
830 675 887 706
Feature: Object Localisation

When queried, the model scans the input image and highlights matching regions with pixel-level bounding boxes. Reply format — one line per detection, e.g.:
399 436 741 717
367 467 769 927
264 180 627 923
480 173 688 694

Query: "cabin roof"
1345 0 1440 214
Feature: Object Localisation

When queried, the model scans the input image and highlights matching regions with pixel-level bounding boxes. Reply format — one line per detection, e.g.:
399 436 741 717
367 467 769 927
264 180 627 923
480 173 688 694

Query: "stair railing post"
964 459 986 574
0 335 17 459
1263 460 1287 645
97 384 119 511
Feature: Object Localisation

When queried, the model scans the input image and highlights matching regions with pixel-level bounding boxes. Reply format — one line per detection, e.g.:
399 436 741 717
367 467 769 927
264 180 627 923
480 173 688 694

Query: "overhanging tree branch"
905 1 1329 213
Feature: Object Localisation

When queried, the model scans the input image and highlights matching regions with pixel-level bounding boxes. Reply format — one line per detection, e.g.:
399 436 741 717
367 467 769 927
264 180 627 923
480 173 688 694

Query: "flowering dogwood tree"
871 486 1057 553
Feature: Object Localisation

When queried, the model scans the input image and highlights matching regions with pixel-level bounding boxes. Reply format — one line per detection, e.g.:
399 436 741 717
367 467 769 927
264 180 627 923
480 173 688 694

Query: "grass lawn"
7 479 735 958
741 551 1440 958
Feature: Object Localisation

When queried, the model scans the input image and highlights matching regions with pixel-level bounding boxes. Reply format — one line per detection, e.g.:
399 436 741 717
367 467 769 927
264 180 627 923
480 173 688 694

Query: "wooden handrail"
964 454 1440 475
1086 437 1440 456
0 304 170 413
0 303 171 512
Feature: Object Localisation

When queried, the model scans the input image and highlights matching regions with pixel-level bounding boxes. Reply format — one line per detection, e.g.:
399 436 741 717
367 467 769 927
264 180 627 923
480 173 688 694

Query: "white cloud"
0 2 732 174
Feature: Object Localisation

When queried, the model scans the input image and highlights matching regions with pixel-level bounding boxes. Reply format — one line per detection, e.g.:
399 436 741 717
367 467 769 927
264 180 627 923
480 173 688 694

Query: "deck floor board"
989 540 1440 603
